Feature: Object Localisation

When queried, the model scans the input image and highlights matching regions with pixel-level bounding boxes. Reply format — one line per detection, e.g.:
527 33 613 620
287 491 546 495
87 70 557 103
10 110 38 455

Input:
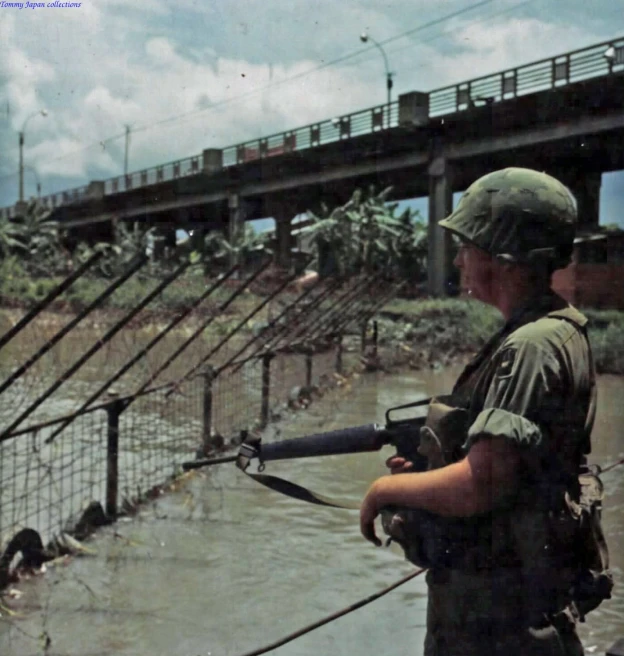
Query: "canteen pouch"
510 465 613 623
568 467 613 620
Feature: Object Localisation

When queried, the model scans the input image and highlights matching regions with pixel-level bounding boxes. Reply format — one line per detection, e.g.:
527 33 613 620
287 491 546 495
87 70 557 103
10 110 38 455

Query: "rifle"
181 397 431 508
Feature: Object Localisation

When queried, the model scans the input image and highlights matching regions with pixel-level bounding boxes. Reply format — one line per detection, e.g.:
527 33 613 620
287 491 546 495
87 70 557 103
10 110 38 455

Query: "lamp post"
23 166 42 199
359 32 393 106
18 109 48 203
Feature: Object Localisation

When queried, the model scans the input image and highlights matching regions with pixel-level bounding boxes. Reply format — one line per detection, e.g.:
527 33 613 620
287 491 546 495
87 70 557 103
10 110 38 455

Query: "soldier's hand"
385 455 413 474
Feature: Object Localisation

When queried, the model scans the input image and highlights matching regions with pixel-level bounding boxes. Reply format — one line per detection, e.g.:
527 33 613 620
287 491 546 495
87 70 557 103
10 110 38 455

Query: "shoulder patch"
495 347 517 379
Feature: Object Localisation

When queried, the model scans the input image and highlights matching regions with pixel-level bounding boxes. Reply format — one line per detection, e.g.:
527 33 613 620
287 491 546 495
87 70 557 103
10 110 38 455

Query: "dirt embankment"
373 299 624 376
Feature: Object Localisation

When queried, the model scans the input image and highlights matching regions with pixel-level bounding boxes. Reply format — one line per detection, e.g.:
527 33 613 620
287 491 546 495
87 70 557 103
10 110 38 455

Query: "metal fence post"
305 351 313 388
372 320 378 360
201 365 215 455
106 399 125 519
335 333 343 375
260 353 274 428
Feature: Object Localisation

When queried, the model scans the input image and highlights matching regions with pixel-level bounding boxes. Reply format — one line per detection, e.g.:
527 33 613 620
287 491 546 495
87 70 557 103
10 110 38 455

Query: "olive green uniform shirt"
424 292 595 656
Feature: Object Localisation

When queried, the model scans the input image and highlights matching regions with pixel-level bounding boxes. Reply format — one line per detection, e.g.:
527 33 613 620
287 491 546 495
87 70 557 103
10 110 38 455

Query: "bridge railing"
103 153 203 195
2 37 622 218
429 37 624 116
222 102 398 167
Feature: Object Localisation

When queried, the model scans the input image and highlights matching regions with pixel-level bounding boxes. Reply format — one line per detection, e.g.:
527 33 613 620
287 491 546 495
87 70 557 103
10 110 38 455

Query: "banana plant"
0 215 27 258
303 187 424 280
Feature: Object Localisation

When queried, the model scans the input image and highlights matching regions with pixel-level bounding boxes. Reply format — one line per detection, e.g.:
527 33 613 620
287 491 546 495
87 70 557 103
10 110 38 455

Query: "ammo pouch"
509 465 613 622
568 467 613 620
380 397 472 568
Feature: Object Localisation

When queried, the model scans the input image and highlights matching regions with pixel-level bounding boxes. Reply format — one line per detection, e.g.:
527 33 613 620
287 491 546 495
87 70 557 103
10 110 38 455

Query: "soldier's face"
454 241 496 305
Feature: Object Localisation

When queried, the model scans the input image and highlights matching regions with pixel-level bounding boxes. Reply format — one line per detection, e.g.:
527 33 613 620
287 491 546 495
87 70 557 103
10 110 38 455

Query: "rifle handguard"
239 424 389 469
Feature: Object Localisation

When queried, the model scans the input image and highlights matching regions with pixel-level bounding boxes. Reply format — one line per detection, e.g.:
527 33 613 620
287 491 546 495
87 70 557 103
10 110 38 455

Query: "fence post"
360 320 368 353
260 353 274 428
305 351 313 388
201 365 215 456
372 320 378 360
106 399 125 519
335 333 343 375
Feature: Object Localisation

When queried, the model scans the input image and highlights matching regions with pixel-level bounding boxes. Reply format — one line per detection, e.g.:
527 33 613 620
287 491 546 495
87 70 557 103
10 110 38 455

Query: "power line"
388 0 538 75
2 0 497 174
129 0 497 135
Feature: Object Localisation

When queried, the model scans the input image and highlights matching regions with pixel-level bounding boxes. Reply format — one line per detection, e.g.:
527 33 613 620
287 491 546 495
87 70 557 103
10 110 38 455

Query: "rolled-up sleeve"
463 338 564 452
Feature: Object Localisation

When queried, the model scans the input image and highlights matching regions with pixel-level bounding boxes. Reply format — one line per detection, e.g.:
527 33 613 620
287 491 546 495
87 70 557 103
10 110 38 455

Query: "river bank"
377 297 624 375
1 274 623 376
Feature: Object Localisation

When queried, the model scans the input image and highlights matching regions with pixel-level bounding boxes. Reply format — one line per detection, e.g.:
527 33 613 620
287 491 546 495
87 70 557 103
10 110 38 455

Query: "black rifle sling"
235 396 435 510
242 470 360 509
235 435 360 508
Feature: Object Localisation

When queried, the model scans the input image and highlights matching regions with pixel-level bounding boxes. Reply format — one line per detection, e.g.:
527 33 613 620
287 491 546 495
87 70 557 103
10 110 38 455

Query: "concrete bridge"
4 36 624 295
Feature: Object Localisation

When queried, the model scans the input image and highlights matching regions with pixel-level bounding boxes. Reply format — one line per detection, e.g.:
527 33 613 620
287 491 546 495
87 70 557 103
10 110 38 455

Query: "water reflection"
0 368 622 656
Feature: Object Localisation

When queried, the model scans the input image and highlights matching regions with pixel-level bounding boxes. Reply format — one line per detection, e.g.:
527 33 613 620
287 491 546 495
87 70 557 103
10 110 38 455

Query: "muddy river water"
0 367 623 656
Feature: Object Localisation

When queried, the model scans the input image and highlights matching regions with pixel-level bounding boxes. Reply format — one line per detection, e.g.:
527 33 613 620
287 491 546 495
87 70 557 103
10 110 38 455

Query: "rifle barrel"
182 454 238 470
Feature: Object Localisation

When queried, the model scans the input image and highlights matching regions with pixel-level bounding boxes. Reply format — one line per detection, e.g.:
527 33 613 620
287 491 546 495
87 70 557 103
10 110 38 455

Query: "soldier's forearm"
372 437 521 517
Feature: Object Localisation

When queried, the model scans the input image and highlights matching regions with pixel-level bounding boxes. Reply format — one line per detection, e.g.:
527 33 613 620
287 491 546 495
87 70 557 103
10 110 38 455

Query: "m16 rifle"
181 397 432 507
181 395 472 568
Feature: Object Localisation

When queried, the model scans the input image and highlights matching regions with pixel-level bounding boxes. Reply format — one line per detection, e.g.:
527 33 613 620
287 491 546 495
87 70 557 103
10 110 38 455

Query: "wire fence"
0 261 389 551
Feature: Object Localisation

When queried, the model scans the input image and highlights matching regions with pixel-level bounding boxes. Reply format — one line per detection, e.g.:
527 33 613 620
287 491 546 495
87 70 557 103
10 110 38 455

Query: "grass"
381 297 502 352
2 258 622 375
382 297 624 375
586 310 624 375
0 258 264 317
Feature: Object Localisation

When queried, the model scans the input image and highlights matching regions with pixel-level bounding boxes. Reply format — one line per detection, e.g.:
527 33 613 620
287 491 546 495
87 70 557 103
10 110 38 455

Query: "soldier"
360 168 610 655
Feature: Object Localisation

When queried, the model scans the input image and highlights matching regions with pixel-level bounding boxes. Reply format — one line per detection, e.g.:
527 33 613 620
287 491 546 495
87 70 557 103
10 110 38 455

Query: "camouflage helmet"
439 167 577 268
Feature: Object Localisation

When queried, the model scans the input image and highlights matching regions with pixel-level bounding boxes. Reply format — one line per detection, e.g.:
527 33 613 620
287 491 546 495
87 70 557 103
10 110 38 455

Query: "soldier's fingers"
360 487 382 546
385 455 406 468
360 515 382 546
385 456 413 474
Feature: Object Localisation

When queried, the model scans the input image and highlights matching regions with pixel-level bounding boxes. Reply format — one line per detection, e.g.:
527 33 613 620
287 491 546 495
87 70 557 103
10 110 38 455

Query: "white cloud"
0 0 619 207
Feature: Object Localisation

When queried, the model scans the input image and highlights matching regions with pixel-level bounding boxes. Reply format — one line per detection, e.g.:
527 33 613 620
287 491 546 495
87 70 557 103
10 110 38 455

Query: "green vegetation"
0 199 270 315
0 256 264 320
586 309 624 375
303 187 429 283
379 298 624 375
1 198 622 376
375 298 500 370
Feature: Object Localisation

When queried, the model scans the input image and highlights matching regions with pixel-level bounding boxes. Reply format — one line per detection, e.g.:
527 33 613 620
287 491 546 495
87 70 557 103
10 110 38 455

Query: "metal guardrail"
1 36 622 221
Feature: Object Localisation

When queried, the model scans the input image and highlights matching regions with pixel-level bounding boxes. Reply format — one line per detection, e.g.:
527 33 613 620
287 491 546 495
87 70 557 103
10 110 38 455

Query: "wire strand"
237 567 426 656
0 0 498 176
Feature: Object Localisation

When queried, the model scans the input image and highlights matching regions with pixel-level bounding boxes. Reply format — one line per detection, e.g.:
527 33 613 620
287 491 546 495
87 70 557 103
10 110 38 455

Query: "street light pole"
23 166 42 199
124 124 131 176
18 130 24 204
18 109 48 203
359 32 394 106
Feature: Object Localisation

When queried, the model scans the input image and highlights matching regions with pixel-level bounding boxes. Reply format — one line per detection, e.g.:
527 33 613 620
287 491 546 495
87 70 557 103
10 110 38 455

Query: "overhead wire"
345 0 538 75
127 0 498 136
0 0 499 178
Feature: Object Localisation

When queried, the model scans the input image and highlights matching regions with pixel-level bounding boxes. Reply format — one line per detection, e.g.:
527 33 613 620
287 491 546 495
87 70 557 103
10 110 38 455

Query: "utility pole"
124 125 131 177
18 109 47 204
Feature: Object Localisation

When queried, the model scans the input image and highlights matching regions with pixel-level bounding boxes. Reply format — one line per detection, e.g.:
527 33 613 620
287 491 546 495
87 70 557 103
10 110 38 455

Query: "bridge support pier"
275 215 293 270
553 170 601 231
569 172 601 231
152 226 176 260
228 193 247 269
427 155 454 297
267 198 298 271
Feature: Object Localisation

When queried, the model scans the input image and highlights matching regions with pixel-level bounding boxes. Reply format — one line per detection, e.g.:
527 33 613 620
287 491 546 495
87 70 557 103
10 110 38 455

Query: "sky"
1 0 623 228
